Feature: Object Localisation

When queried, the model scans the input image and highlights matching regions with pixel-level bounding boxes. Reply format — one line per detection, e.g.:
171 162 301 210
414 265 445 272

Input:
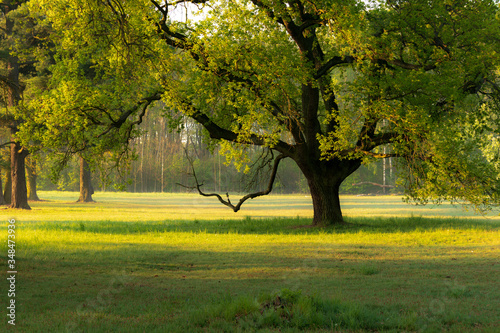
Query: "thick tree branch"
215 64 304 145
314 55 354 79
0 141 15 148
151 3 304 144
369 131 400 149
250 0 285 25
251 0 317 59
97 91 163 138
151 0 192 50
180 98 295 156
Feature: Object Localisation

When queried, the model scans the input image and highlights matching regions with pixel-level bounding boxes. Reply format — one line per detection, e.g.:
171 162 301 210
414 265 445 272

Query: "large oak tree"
1 0 33 209
28 0 500 225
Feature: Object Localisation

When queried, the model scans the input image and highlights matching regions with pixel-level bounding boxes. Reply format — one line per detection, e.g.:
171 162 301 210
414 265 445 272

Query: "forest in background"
0 102 399 197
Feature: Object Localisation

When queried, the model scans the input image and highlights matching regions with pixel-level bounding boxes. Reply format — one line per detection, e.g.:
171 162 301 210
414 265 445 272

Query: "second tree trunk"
78 157 94 202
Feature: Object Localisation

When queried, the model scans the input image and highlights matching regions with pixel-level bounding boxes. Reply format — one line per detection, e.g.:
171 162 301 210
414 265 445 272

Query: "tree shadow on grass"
24 215 499 236
18 244 498 333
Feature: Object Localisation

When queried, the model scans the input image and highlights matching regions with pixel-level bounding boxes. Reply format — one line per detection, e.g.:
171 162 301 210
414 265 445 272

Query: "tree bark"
10 141 30 209
297 157 362 226
0 168 5 205
3 167 12 205
4 0 30 210
77 156 94 202
26 156 40 201
308 178 344 226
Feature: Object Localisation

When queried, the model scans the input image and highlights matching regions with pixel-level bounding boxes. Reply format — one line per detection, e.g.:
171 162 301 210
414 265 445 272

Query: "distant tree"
25 155 40 201
29 0 500 225
3 168 11 204
0 168 5 205
77 156 94 202
0 0 30 209
0 136 9 204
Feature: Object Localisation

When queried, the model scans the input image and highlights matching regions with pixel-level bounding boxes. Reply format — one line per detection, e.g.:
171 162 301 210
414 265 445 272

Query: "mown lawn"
1 191 499 332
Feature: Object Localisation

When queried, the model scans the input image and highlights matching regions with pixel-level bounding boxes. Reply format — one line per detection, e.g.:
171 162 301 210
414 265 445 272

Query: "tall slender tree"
0 168 5 205
25 155 40 201
77 156 94 202
0 0 30 209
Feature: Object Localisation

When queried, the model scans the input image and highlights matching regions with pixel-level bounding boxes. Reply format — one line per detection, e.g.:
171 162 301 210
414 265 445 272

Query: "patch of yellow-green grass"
0 192 499 332
7 191 500 223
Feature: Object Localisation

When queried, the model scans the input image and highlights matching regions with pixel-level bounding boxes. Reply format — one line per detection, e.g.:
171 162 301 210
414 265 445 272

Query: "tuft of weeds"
192 289 420 332
358 263 381 276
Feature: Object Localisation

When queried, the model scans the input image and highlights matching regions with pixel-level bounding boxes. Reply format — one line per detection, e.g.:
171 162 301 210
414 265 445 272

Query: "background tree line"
1 101 399 198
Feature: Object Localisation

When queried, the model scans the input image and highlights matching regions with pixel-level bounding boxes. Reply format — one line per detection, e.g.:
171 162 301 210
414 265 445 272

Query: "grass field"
1 191 499 332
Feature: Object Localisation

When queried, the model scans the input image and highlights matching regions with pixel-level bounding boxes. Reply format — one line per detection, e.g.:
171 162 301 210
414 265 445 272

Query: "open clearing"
1 191 499 332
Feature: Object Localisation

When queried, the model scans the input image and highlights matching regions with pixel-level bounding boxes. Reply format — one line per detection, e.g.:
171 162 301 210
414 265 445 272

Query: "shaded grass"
191 288 417 332
0 192 499 332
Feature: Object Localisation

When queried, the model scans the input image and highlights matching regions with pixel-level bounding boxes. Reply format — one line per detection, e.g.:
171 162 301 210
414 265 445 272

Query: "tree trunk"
3 168 12 205
5 1 30 210
10 141 31 209
78 156 94 202
0 168 5 205
26 156 40 201
308 177 344 226
297 158 361 226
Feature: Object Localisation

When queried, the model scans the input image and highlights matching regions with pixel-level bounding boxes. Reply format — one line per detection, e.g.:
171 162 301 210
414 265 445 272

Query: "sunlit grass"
10 190 500 223
0 191 499 332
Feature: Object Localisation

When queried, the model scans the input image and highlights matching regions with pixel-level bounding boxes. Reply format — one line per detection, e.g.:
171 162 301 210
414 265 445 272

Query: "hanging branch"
243 148 275 192
178 148 286 212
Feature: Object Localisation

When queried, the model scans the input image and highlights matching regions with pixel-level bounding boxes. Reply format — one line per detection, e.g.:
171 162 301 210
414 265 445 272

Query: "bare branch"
183 149 287 212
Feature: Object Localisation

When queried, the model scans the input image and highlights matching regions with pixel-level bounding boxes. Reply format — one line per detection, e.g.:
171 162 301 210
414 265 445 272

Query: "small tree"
0 0 31 209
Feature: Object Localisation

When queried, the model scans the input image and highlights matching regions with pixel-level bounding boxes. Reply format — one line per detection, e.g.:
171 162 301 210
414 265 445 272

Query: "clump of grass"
191 289 418 331
358 263 381 276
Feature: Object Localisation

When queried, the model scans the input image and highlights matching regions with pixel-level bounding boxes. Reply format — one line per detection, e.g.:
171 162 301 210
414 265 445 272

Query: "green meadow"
1 191 499 332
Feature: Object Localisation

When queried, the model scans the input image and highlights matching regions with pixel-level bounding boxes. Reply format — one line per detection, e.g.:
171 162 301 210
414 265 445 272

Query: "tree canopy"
23 0 500 225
